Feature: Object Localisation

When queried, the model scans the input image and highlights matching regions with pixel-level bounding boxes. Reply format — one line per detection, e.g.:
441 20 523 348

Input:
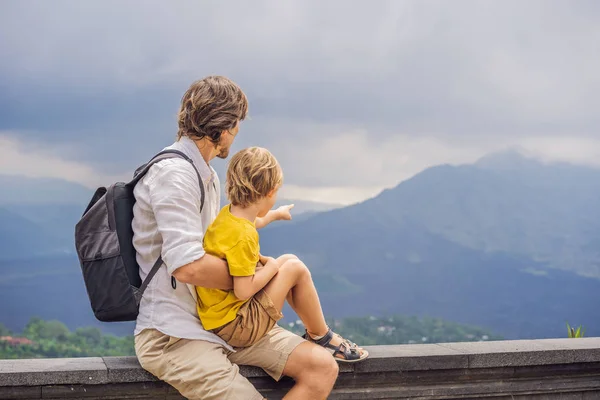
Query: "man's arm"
147 159 232 290
255 204 294 229
172 253 233 290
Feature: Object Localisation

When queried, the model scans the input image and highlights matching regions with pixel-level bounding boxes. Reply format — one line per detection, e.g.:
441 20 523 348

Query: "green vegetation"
2 316 590 360
287 315 502 345
567 322 586 338
1 315 501 359
0 323 10 336
0 317 134 359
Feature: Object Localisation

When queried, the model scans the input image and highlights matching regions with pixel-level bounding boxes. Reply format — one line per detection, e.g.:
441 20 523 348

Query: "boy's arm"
255 204 294 229
227 239 278 300
233 256 279 300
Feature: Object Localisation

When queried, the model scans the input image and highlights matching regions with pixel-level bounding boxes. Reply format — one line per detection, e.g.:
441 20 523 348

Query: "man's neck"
190 137 218 165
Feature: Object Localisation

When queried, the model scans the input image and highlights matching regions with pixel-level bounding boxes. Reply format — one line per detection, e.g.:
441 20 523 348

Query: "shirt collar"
166 136 216 185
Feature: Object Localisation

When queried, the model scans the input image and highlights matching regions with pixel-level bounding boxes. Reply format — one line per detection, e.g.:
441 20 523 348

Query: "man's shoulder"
143 157 198 186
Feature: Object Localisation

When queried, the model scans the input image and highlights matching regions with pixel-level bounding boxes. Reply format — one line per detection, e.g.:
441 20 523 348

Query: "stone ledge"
1 338 600 399
438 337 600 368
0 357 108 387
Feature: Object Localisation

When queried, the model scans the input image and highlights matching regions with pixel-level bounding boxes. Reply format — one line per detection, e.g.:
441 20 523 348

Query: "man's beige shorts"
135 324 305 400
213 289 283 348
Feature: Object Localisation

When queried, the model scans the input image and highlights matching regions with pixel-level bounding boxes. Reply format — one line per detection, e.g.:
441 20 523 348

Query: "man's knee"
313 347 339 381
297 346 339 393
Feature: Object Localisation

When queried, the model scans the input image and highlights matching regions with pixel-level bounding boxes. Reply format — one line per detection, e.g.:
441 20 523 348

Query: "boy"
195 147 368 363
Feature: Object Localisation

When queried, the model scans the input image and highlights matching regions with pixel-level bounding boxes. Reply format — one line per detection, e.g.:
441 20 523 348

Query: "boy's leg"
135 328 264 400
276 254 298 309
263 258 328 337
263 258 368 362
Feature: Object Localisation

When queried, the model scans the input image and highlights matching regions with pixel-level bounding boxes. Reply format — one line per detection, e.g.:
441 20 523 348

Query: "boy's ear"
267 188 277 198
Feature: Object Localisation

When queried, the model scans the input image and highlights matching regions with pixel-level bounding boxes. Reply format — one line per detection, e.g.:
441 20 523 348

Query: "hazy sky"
1 0 599 204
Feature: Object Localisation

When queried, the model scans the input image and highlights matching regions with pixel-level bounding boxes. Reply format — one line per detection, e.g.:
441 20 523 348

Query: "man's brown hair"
177 76 248 143
226 147 283 207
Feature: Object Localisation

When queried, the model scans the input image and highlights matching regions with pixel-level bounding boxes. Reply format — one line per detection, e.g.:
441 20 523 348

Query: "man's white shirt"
131 136 233 350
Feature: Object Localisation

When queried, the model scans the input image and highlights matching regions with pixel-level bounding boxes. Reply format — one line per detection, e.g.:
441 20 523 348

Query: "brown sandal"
303 328 369 363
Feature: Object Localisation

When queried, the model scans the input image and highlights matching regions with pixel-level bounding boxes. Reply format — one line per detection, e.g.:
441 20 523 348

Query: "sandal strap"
311 329 334 347
333 341 361 361
342 337 359 349
302 327 333 345
303 328 362 361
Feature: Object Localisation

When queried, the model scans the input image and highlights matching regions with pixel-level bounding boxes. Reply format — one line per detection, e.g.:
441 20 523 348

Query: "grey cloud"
1 0 599 188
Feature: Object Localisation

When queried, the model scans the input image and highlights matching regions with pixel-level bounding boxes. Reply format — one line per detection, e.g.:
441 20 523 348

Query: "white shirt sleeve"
146 159 206 275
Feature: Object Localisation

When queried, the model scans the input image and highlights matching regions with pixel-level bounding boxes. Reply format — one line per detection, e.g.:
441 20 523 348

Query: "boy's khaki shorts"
213 289 284 348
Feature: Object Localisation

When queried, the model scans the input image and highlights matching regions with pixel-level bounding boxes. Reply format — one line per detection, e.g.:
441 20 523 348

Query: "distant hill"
1 152 600 339
0 175 92 205
219 181 343 216
371 149 600 278
274 198 343 214
258 150 600 338
0 175 334 260
260 203 600 339
0 175 90 260
0 255 135 336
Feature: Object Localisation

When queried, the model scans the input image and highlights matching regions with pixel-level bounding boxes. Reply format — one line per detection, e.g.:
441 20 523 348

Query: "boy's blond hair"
226 147 283 207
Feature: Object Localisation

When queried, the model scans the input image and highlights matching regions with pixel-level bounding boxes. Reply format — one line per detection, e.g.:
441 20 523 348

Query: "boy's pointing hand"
275 204 294 221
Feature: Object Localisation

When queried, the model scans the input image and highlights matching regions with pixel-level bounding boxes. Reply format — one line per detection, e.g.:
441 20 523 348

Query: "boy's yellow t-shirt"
196 205 260 330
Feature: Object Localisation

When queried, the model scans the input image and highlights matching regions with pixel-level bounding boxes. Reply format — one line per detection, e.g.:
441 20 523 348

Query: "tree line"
0 315 501 359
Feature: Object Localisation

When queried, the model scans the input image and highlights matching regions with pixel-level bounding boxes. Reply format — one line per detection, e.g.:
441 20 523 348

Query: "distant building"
0 336 34 346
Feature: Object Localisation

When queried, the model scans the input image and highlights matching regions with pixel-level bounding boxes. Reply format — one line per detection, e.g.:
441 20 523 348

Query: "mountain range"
0 175 339 261
261 150 600 338
1 149 599 340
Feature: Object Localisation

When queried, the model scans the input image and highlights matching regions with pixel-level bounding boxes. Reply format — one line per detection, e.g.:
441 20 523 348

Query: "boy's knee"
276 253 298 264
281 258 310 279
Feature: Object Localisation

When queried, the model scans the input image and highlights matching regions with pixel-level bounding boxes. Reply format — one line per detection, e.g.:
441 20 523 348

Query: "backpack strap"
136 256 165 303
130 149 205 212
132 149 207 300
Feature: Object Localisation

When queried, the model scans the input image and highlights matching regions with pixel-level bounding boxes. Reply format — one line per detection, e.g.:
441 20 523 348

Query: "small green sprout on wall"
566 322 585 338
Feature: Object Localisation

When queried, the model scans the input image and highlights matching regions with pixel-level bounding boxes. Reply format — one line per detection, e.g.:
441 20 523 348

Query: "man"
132 75 339 400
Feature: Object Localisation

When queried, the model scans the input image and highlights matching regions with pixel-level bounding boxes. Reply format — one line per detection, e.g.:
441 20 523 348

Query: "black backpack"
74 149 205 322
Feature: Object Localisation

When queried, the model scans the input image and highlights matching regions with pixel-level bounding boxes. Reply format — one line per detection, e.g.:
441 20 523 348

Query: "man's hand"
275 204 294 221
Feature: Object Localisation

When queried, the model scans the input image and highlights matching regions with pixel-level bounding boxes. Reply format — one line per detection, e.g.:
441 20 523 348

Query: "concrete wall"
1 338 600 399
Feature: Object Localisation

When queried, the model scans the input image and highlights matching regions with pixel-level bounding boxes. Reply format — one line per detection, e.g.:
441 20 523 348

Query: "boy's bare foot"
303 328 369 363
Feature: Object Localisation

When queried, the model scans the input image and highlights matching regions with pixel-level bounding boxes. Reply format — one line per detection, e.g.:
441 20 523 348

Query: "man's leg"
135 328 263 400
229 325 339 400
